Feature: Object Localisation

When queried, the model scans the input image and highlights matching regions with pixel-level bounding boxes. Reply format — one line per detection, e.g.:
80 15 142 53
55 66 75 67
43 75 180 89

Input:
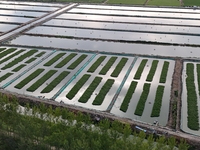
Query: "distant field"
107 0 146 5
184 0 200 6
147 0 180 6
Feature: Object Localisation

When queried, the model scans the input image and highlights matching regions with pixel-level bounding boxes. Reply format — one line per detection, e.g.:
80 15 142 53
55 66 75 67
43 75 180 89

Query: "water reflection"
0 10 46 17
0 16 31 23
0 23 17 32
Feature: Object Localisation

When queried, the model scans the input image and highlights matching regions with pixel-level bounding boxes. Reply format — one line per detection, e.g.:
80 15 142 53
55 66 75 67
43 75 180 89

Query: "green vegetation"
0 48 16 59
183 0 200 6
55 53 77 68
196 64 200 95
159 61 169 83
0 50 25 65
0 73 13 82
44 53 65 66
35 52 46 57
99 57 117 75
111 58 128 77
134 59 148 80
27 70 57 92
0 94 189 150
41 71 70 93
66 74 91 100
79 77 102 103
107 0 146 5
67 54 87 70
2 50 38 70
25 57 37 63
12 64 26 72
146 60 158 82
14 69 44 89
134 83 151 116
0 47 6 51
151 85 165 117
186 63 199 130
92 79 115 105
147 0 180 6
87 56 106 73
120 81 138 112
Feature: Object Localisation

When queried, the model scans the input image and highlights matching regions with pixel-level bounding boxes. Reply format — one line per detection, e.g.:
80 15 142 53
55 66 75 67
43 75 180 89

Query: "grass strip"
99 57 117 75
87 56 106 73
186 63 199 130
41 71 70 93
1 50 38 70
92 79 115 105
120 81 138 112
78 77 102 103
66 74 91 100
12 64 26 72
111 58 128 77
196 64 200 95
55 53 77 68
0 48 6 51
67 54 87 70
35 52 46 57
14 69 44 89
25 57 37 63
159 61 169 83
0 49 25 65
134 83 151 116
151 85 165 117
44 53 65 66
134 59 148 80
27 70 57 92
0 48 16 59
0 73 13 82
146 60 159 82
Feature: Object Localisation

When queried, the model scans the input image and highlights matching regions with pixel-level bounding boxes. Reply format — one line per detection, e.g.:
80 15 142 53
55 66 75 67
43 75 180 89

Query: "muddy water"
9 35 200 58
69 8 200 19
0 10 46 17
44 19 200 35
0 23 18 32
57 14 200 27
77 5 200 14
26 26 200 45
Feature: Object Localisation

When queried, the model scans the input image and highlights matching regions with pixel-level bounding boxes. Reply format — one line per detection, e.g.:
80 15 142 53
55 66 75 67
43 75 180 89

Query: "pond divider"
52 53 97 100
2 50 56 89
106 56 138 112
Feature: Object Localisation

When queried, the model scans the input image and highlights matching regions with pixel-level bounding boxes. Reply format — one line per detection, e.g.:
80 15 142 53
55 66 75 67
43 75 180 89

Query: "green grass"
87 56 106 73
35 52 46 57
66 74 91 100
55 53 77 68
44 53 65 66
151 85 165 117
92 79 115 105
147 0 180 6
111 58 128 77
107 0 146 5
99 57 117 75
41 71 70 93
78 77 102 103
67 54 87 70
1 50 38 70
0 73 13 82
134 83 151 116
0 48 16 59
0 48 6 51
134 59 148 80
184 0 200 6
146 60 159 82
12 64 26 72
197 64 200 95
186 63 199 130
159 61 169 83
0 49 25 65
27 70 57 92
120 81 138 112
14 69 44 89
25 57 37 63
